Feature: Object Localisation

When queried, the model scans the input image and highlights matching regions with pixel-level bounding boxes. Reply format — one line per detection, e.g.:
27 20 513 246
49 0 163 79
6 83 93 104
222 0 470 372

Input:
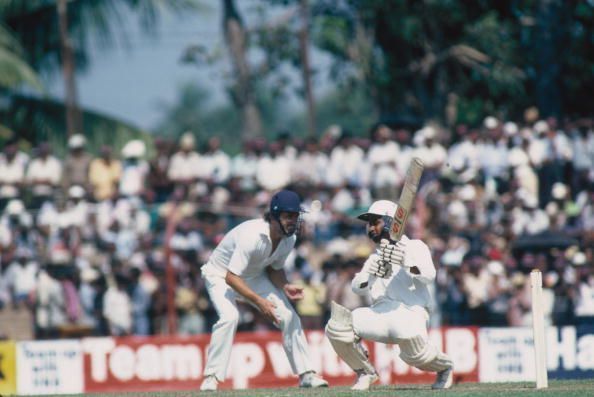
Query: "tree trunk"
535 0 563 118
222 0 262 138
298 0 316 136
57 0 82 137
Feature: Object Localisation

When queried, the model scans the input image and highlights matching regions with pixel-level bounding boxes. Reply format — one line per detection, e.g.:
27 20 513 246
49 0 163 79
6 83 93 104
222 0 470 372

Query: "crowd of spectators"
0 112 593 340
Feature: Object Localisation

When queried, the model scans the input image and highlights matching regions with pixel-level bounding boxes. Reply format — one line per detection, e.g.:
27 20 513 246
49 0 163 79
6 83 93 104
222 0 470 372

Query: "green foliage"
1 93 153 157
154 81 291 153
0 23 42 90
1 0 202 76
287 83 377 137
310 0 594 124
0 0 202 149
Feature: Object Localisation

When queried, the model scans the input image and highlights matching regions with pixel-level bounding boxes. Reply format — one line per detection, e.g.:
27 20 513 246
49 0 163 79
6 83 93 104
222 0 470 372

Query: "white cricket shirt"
204 218 296 279
351 235 436 310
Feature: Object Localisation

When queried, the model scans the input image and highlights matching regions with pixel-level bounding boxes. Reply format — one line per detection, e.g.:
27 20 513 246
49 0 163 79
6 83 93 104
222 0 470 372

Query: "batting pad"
325 301 376 374
397 335 453 372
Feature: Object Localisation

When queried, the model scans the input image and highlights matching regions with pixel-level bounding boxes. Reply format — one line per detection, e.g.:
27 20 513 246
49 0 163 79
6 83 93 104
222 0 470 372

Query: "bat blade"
390 157 424 241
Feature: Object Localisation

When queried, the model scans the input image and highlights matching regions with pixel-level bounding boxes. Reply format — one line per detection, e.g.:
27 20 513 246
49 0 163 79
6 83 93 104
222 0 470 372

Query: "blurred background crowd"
0 114 593 340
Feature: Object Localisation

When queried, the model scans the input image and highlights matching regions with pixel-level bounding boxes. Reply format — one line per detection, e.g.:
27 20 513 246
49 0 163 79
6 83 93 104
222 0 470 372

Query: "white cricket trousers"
352 298 429 343
202 266 314 381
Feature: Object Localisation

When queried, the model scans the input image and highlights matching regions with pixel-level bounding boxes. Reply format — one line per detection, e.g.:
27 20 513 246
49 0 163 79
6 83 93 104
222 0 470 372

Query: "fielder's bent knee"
277 307 299 329
218 309 240 326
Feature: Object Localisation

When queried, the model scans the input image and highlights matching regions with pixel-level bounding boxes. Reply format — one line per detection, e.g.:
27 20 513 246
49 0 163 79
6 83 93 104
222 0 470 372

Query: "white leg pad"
325 301 376 374
398 335 453 372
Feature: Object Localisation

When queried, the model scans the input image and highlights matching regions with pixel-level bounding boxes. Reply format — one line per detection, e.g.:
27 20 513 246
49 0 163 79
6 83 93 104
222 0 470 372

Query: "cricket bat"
389 157 424 241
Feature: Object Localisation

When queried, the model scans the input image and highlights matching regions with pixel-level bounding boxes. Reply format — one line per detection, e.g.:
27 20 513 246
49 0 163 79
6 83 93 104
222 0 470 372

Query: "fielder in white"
325 200 454 391
200 190 328 391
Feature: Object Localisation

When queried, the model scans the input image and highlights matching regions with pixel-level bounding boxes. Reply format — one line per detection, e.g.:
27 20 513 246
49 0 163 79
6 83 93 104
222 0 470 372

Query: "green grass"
17 379 594 397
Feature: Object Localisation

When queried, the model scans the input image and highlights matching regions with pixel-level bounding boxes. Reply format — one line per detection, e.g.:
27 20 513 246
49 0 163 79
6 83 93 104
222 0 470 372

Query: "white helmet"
357 200 397 221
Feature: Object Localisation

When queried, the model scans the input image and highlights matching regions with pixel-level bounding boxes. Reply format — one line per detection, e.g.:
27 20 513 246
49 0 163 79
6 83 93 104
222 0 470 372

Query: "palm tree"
0 0 201 147
0 23 42 91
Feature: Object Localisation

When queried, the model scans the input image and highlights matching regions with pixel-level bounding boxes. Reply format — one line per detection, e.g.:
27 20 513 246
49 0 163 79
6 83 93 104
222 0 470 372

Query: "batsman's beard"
368 230 389 243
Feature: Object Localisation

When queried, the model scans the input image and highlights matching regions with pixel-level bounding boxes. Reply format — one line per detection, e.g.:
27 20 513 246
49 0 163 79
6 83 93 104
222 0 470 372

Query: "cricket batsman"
200 189 328 391
325 200 454 391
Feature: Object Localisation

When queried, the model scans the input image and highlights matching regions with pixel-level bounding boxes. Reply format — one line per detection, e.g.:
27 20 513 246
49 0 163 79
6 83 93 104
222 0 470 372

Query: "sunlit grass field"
19 379 594 397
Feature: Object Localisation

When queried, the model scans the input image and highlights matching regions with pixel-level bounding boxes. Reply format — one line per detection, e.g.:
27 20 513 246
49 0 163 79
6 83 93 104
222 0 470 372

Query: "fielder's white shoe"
299 371 329 388
200 375 219 391
351 371 379 391
432 367 453 389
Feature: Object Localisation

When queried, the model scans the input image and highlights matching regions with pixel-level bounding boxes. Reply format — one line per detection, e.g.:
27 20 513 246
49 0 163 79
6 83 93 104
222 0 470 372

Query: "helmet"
357 200 397 242
357 200 397 221
270 190 302 220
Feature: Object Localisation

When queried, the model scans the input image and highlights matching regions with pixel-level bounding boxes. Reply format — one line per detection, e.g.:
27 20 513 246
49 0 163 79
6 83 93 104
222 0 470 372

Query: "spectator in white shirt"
170 217 204 256
0 199 32 249
168 132 201 187
447 126 482 183
479 119 510 191
26 143 62 209
35 265 67 339
577 185 594 232
571 125 594 190
103 273 132 335
413 126 447 183
327 132 365 188
256 141 292 191
201 136 231 184
508 135 532 169
5 247 38 307
0 139 28 210
367 124 401 198
293 137 329 187
119 140 148 197
276 131 298 163
231 140 259 191
511 195 550 236
574 269 594 325
537 119 573 204
63 185 91 228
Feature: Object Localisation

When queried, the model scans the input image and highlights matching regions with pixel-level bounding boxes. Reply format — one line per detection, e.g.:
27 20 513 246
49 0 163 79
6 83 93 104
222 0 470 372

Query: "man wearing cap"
325 199 453 391
63 134 92 190
199 190 328 391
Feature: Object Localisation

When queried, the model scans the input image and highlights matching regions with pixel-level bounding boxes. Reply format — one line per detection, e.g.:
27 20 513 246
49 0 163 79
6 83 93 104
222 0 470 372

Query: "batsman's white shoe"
351 371 379 391
432 367 453 389
299 371 329 388
200 375 219 391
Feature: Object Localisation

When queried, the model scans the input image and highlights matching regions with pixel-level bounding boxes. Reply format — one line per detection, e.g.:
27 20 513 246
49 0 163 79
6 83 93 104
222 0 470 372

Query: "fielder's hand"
380 238 407 268
366 257 393 278
284 284 304 301
258 297 279 325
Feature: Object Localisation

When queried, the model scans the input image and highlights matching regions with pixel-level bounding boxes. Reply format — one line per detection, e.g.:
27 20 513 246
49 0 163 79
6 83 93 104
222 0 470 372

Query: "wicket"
530 269 548 389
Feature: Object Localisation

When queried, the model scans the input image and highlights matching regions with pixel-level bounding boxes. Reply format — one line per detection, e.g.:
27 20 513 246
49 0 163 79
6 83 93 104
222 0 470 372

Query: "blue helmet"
270 190 303 220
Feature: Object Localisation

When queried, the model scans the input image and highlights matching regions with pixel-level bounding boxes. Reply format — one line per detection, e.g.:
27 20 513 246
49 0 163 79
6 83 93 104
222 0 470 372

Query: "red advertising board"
82 327 479 392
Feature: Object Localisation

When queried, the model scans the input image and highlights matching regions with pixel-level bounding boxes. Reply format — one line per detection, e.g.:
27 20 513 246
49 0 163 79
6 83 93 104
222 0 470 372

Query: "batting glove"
380 238 407 268
366 257 393 279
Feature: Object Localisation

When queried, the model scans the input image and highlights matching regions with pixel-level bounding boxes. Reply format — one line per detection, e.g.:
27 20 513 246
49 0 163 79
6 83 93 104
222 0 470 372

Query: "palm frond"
0 47 43 89
2 93 154 156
